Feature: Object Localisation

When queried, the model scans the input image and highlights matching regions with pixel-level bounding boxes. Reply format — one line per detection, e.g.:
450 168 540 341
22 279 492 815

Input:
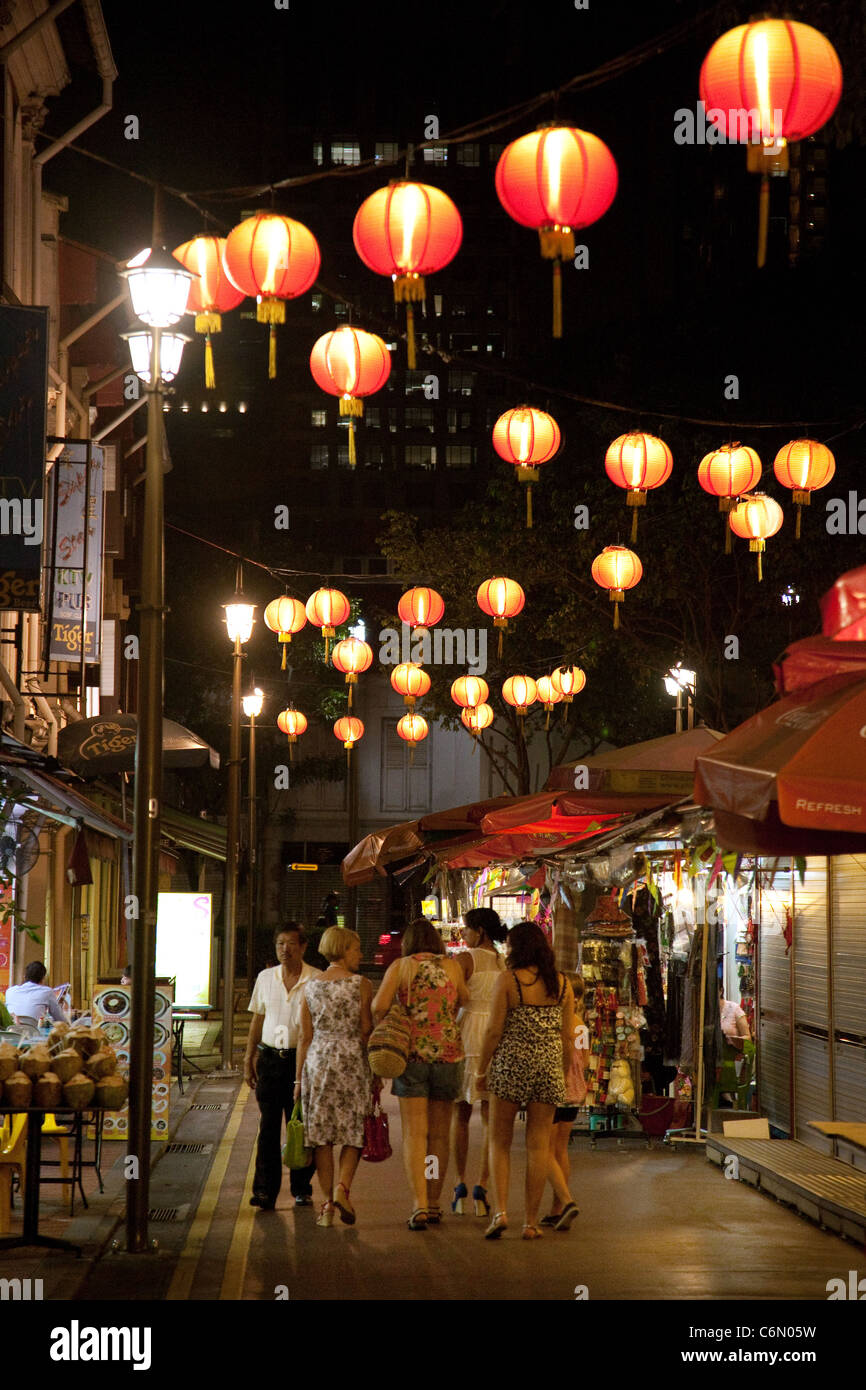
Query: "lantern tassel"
409 744 416 767
795 505 802 541
613 600 621 631
406 304 417 370
545 709 551 732
526 486 532 529
630 507 638 544
757 552 763 582
725 523 732 555
348 419 357 468
268 325 277 380
288 742 294 764
281 645 287 671
552 261 563 339
348 683 353 709
204 332 216 391
757 174 770 270
497 629 503 660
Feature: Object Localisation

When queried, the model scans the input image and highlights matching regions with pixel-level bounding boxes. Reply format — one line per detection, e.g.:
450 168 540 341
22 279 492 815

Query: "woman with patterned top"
295 927 373 1228
476 922 576 1241
372 917 469 1230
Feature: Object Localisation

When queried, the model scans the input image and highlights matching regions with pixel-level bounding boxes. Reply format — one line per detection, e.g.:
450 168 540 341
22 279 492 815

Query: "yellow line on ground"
165 1083 250 1302
219 1138 259 1300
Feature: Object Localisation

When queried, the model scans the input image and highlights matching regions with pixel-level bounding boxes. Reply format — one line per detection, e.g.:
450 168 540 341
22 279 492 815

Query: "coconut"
0 1041 18 1082
70 1029 102 1059
3 1070 32 1108
33 1071 62 1109
19 1044 51 1080
61 1073 95 1110
94 1075 128 1110
52 1048 83 1084
85 1048 117 1080
47 1021 70 1050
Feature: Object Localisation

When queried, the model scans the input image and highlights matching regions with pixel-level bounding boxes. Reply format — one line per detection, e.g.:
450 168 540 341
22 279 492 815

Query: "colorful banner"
92 982 173 1142
47 441 104 663
0 305 48 610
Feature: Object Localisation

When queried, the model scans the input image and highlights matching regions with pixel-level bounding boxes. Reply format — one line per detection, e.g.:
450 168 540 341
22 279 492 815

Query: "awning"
544 727 725 799
57 715 220 777
2 764 133 841
820 565 866 641
161 807 227 861
694 672 866 838
773 636 866 696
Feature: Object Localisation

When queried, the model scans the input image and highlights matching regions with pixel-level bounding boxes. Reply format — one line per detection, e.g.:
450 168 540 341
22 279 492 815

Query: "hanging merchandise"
728 493 784 581
309 326 391 467
476 577 525 658
263 595 307 670
604 432 673 542
223 213 321 378
495 124 618 337
491 406 561 528
772 439 835 540
591 545 642 629
172 235 244 389
352 182 462 369
697 444 762 553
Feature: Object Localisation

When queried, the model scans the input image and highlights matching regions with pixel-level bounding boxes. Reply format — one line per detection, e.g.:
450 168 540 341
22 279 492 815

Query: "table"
0 1107 82 1256
171 1011 209 1095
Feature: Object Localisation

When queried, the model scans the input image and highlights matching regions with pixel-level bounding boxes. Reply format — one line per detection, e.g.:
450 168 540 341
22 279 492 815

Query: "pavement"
1 1016 861 1303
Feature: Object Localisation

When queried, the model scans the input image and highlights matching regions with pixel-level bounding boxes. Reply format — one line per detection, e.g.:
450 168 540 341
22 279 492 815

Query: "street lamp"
242 687 264 990
120 325 190 383
664 663 696 733
222 583 256 1069
119 224 195 1255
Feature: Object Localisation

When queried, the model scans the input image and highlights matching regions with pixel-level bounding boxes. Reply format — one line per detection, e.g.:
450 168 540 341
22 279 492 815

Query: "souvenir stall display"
578 891 645 1139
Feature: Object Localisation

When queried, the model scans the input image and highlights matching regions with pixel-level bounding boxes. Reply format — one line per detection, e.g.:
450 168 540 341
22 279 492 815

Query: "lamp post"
242 686 264 988
119 224 195 1253
664 663 696 733
222 583 256 1069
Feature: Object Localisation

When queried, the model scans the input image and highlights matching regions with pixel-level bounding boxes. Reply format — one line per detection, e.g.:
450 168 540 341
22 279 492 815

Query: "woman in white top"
450 908 506 1217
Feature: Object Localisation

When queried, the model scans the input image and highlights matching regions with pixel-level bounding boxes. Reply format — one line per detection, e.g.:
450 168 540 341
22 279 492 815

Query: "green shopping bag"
282 1100 312 1169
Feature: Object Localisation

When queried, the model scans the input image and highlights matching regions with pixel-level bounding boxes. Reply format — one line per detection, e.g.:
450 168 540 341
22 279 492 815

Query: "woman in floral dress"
295 927 373 1228
372 918 469 1230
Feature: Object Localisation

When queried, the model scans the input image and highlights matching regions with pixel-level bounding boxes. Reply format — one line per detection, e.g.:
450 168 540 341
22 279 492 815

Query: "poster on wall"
0 305 48 611
46 440 105 664
156 893 213 1008
92 982 173 1142
0 884 13 998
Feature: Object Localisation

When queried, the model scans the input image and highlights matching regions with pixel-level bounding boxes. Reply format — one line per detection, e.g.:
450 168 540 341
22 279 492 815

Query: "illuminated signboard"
156 892 213 1008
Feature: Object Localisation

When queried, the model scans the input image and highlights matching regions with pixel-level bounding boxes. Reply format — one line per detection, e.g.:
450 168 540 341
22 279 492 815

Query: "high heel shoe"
316 1201 335 1228
473 1184 490 1218
484 1211 508 1239
334 1183 356 1225
451 1182 468 1215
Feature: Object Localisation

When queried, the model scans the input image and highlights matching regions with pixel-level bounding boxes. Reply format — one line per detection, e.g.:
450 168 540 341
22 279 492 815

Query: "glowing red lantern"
173 235 244 389
397 587 444 633
773 440 835 539
332 636 373 708
551 665 586 702
492 406 562 528
700 21 842 267
728 494 784 580
223 213 321 378
476 577 525 658
591 546 643 630
264 596 307 669
334 714 364 765
391 663 431 709
604 433 673 541
450 675 489 710
309 326 391 467
462 703 494 739
353 182 462 369
502 674 538 721
277 707 307 762
396 713 428 760
495 125 618 337
306 587 351 659
535 675 562 730
698 444 762 552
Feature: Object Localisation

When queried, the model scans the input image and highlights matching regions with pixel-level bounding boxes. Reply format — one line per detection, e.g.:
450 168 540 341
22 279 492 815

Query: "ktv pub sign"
0 305 48 610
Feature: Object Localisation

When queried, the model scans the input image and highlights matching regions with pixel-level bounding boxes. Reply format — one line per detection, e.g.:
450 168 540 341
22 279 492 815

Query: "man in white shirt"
5 962 66 1025
244 924 323 1211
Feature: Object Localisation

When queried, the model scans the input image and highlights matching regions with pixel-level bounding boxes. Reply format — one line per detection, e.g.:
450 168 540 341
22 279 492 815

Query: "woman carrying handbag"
372 918 469 1230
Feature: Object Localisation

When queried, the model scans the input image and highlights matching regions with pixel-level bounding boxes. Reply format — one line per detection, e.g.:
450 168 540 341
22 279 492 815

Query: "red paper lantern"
397 712 428 748
306 587 351 659
476 577 525 658
591 546 643 630
450 675 489 710
551 665 586 701
461 703 494 738
353 182 462 368
773 439 835 539
536 675 562 730
502 674 538 719
332 636 373 708
492 406 562 528
700 21 842 268
397 587 445 632
173 235 244 389
264 596 307 669
391 663 431 709
224 213 321 378
604 433 673 541
728 493 784 580
309 326 391 467
277 707 307 761
495 125 618 337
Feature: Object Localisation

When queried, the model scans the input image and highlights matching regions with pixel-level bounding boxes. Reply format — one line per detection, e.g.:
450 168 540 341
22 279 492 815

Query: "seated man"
5 961 66 1025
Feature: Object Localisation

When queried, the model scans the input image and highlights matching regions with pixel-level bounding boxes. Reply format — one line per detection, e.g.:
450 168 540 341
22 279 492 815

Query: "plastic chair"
0 1114 27 1235
41 1114 73 1211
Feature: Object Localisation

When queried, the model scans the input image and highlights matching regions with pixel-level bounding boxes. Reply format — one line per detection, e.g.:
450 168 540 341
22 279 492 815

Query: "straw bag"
367 960 414 1079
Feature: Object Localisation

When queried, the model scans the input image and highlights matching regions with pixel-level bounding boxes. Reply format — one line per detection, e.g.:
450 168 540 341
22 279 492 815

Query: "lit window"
405 445 434 470
313 142 323 166
200 402 208 412
334 300 348 318
331 141 360 166
366 407 380 427
310 445 329 469
311 292 324 313
311 409 327 427
375 141 399 164
434 295 443 317
448 371 475 396
238 401 247 414
406 407 434 430
446 446 473 469
219 401 227 413
423 146 448 164
366 445 384 465
180 401 189 412
456 143 480 167
337 445 351 468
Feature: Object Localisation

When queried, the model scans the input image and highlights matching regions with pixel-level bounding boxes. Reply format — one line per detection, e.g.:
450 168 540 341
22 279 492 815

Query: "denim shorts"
392 1058 464 1101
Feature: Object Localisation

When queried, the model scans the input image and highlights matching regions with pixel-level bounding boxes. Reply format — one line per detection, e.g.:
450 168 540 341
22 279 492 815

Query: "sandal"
334 1183 356 1226
473 1184 491 1218
540 1212 560 1227
554 1201 580 1231
522 1224 543 1240
426 1204 442 1224
408 1208 428 1230
316 1201 334 1228
451 1182 468 1215
484 1211 508 1239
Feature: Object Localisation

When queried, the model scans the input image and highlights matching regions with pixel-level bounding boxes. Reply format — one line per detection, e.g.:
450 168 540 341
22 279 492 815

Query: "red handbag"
361 1088 392 1163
